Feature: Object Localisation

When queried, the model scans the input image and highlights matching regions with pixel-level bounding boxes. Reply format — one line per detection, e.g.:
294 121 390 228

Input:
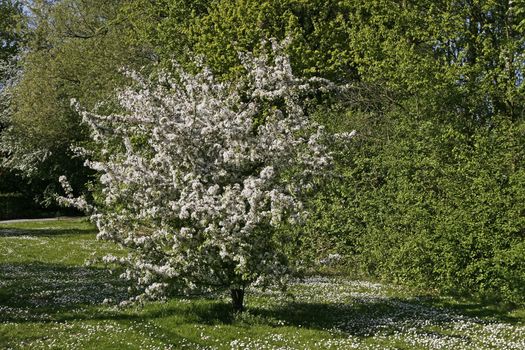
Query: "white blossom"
62 39 353 302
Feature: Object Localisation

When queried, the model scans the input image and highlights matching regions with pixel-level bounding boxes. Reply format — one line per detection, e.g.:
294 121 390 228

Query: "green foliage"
124 0 360 81
349 114 525 302
0 0 22 64
270 0 525 304
1 0 149 199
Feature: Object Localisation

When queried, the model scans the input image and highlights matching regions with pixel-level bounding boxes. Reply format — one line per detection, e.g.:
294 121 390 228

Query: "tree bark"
230 288 245 313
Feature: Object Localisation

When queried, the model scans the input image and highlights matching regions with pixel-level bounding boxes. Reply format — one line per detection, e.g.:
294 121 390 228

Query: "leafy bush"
318 113 525 304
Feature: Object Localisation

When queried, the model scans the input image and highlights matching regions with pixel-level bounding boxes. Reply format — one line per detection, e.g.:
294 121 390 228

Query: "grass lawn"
1 218 524 349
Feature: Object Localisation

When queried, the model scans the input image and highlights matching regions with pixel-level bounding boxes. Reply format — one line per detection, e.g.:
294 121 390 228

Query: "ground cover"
0 218 524 349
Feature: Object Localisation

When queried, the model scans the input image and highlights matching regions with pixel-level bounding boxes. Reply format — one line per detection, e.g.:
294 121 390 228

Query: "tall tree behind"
0 0 22 119
0 0 24 195
1 0 150 200
0 0 20 65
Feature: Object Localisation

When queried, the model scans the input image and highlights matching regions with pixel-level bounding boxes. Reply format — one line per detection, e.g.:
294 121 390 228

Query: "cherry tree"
61 40 349 311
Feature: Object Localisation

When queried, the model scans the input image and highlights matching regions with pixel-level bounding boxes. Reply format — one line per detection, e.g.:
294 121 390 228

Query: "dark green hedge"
0 193 79 220
291 112 525 305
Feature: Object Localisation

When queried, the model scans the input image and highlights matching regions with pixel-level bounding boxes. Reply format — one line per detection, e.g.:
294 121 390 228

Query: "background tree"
1 0 150 201
0 0 20 66
122 0 360 82
0 0 32 218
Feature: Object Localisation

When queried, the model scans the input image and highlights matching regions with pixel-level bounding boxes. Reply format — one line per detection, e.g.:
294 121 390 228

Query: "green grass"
1 218 524 349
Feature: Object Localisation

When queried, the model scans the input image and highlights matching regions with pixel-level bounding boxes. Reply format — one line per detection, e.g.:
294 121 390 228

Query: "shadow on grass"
417 296 522 323
244 293 523 338
92 301 236 325
0 261 234 326
0 262 129 322
87 293 522 340
1 260 521 338
0 227 95 237
248 300 456 337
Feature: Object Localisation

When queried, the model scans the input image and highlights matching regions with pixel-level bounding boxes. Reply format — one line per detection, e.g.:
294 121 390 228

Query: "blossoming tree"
62 41 347 311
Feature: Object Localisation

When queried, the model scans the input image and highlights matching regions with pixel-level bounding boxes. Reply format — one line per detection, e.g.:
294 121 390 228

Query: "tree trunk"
230 288 245 313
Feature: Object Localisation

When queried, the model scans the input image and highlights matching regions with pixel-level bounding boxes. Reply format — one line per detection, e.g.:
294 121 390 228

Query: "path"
0 217 82 224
